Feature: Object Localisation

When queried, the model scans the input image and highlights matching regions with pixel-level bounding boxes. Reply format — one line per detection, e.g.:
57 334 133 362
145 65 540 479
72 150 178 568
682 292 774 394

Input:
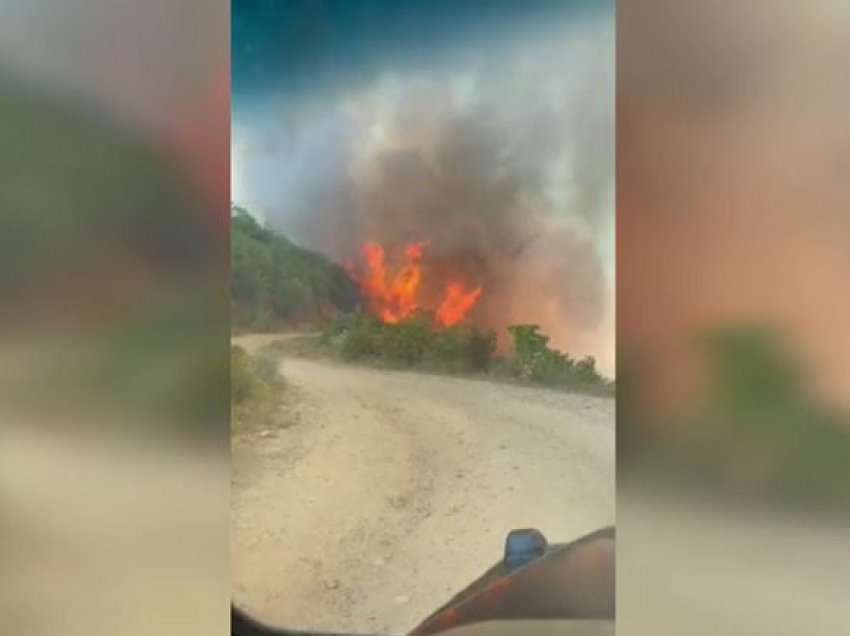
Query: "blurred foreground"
618 487 849 635
0 429 228 636
0 2 229 634
618 0 850 633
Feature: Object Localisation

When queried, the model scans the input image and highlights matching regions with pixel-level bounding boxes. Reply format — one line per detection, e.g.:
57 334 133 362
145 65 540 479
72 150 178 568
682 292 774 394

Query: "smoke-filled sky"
233 0 615 375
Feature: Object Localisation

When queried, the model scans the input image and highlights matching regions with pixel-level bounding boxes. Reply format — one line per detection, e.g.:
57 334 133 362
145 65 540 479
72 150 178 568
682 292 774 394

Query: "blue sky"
232 0 608 107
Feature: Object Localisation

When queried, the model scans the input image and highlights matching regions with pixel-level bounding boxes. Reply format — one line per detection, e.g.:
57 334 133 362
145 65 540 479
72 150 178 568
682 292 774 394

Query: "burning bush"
347 241 483 329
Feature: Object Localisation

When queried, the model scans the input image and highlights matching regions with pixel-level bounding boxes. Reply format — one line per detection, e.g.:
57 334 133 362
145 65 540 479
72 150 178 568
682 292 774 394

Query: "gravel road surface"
232 335 615 635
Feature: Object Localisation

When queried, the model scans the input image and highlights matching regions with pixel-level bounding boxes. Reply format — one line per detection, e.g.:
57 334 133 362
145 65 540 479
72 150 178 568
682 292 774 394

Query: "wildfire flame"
351 241 482 328
436 282 484 327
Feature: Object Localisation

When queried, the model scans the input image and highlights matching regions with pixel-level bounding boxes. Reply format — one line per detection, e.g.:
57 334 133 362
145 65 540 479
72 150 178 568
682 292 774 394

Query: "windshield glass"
231 2 615 633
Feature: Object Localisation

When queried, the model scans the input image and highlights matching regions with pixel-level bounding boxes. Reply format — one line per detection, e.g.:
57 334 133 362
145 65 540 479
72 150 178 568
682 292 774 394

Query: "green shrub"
430 325 497 372
231 344 282 406
337 314 382 361
323 315 605 390
506 324 605 388
378 318 435 366
323 312 360 340
231 345 257 405
328 313 495 371
575 356 602 384
253 349 281 386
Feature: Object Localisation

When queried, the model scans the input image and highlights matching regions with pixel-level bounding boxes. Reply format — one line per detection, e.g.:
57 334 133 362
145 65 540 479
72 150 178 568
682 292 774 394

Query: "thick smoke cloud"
233 17 614 374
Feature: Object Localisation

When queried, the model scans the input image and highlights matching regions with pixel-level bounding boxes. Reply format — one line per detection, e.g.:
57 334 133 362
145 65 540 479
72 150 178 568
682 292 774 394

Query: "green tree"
230 206 359 328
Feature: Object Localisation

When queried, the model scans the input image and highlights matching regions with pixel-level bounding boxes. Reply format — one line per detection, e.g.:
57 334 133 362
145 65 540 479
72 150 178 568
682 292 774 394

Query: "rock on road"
232 335 615 635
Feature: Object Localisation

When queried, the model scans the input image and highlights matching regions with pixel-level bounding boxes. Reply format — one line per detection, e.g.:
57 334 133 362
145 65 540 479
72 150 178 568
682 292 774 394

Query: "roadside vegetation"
505 324 608 389
231 343 286 432
310 313 613 395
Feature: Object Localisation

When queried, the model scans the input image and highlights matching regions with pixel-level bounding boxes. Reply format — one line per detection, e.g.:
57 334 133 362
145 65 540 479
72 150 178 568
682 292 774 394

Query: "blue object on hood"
503 528 548 573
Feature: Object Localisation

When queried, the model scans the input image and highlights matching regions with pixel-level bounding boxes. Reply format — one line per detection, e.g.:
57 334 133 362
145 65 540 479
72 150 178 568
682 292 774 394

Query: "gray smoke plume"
233 16 614 374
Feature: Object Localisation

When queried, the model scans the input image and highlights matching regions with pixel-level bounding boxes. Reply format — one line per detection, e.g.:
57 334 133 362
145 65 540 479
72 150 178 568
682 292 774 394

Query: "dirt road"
232 335 615 635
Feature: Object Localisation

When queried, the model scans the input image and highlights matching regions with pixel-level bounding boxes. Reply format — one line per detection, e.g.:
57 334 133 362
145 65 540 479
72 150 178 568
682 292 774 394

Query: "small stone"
324 579 340 590
372 558 385 566
394 594 410 605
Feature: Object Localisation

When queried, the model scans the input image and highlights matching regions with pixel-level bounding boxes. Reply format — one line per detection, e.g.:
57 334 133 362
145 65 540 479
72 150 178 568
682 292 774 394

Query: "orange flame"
352 241 482 328
436 282 483 327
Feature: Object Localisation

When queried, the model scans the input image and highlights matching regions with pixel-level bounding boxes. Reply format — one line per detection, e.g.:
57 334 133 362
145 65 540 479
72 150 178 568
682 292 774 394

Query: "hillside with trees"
231 206 360 330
